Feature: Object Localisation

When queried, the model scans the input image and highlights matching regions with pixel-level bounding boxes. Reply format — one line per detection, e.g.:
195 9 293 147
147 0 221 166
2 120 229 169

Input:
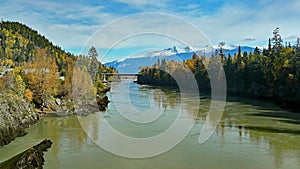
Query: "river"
0 81 300 169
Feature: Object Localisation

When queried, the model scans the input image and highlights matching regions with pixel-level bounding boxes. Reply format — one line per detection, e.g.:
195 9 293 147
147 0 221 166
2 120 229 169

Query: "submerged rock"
96 95 110 111
96 86 111 111
0 139 52 169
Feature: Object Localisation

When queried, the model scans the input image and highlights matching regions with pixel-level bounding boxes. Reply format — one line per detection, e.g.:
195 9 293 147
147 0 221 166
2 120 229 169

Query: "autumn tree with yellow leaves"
25 48 59 107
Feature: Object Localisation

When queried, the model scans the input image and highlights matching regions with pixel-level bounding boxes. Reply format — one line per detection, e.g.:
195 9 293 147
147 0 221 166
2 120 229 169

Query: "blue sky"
1 0 300 62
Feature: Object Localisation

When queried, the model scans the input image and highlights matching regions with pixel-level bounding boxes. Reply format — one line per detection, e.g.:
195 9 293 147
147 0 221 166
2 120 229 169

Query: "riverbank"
0 139 52 169
0 85 111 168
0 85 111 147
0 93 39 147
137 78 300 113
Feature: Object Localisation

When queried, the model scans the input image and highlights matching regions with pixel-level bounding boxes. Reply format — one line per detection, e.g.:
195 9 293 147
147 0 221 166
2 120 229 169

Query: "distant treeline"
138 28 300 111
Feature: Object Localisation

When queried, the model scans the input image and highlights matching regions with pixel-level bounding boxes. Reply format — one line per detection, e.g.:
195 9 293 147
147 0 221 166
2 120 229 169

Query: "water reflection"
214 100 300 169
149 83 300 169
1 82 300 168
27 117 91 168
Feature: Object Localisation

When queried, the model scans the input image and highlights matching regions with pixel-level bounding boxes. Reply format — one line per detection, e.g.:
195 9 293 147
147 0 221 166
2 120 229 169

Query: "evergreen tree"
254 47 260 55
238 46 242 58
219 42 225 62
88 46 99 83
88 46 98 60
295 37 300 56
268 38 272 51
137 28 300 111
271 27 283 56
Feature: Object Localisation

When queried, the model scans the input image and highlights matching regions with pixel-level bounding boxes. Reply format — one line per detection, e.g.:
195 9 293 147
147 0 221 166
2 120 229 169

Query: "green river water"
0 81 300 169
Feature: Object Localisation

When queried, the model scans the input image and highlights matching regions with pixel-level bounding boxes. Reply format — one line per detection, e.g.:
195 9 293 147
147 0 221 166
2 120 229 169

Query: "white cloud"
84 13 211 51
114 0 168 9
283 35 298 41
184 1 300 46
0 0 117 49
184 4 199 10
242 38 256 42
1 0 299 54
40 24 99 49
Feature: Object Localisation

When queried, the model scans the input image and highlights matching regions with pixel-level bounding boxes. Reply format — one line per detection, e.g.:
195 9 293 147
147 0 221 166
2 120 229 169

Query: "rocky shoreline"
0 139 52 169
0 86 111 168
0 86 112 147
44 87 111 117
0 94 39 147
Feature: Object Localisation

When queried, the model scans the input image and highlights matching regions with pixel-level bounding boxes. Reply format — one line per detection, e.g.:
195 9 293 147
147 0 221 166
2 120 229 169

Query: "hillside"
0 21 74 72
0 21 115 111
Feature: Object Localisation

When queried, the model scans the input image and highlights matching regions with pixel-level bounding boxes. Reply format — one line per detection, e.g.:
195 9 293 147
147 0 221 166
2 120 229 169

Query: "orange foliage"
25 48 58 105
24 89 33 101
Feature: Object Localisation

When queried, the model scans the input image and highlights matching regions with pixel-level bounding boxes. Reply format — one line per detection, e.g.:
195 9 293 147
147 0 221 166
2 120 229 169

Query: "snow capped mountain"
212 44 238 50
104 45 256 73
144 46 195 58
184 46 195 53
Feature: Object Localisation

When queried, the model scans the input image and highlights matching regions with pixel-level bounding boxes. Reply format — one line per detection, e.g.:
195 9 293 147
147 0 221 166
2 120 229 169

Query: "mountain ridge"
105 45 257 73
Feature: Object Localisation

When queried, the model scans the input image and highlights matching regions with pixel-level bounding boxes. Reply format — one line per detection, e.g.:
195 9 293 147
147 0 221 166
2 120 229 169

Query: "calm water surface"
0 81 300 169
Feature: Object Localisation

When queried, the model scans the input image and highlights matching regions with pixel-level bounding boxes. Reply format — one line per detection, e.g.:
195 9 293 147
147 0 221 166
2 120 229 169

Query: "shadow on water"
238 125 300 135
279 119 300 125
248 110 300 126
222 94 300 127
143 82 300 130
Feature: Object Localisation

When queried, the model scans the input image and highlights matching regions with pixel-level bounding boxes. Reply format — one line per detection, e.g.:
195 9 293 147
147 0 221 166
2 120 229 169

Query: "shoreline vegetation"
0 21 115 167
0 20 299 167
138 28 300 113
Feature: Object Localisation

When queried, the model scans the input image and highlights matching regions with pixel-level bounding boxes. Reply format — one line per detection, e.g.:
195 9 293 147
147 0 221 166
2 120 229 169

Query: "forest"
0 21 116 112
138 28 300 112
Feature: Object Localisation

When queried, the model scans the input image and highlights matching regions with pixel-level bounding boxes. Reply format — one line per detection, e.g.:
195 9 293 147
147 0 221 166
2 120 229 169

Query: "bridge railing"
102 73 138 82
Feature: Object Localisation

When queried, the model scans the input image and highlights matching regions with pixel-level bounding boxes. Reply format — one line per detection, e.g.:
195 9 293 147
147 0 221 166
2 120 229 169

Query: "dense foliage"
0 21 116 110
138 28 300 111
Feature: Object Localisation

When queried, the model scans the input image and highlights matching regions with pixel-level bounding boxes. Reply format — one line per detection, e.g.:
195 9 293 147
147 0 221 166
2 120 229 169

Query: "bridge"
102 73 139 82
